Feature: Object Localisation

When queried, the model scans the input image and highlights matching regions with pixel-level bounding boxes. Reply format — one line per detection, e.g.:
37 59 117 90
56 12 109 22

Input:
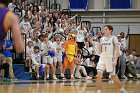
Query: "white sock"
97 90 101 93
37 75 39 77
47 74 49 78
120 87 125 91
53 74 55 77
61 74 64 77
71 74 74 77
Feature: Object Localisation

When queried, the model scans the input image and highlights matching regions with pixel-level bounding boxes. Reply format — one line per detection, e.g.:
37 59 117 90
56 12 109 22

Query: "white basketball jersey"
100 35 118 59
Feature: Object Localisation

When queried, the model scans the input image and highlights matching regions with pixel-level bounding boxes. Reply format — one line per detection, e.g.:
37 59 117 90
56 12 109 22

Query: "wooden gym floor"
0 79 139 93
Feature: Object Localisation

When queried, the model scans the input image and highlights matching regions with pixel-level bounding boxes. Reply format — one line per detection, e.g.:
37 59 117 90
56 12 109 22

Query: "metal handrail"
91 27 102 36
73 15 81 25
62 9 72 17
82 21 91 30
51 3 61 11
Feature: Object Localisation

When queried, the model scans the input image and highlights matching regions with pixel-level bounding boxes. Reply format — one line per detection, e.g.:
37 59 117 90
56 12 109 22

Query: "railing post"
62 9 71 17
82 21 91 30
91 27 102 36
51 3 61 11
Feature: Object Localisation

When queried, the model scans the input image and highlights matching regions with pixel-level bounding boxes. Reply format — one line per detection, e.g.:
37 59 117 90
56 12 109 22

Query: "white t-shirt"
118 41 123 55
76 26 87 42
84 47 94 55
100 35 118 59
129 54 137 65
20 20 32 33
41 41 54 50
31 52 41 65
33 39 41 48
53 41 64 56
41 41 55 56
125 54 130 62
26 46 34 56
121 38 127 49
58 28 65 33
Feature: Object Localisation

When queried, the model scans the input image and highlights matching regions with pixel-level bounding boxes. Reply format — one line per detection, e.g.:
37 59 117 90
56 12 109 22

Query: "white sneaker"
61 77 66 80
44 77 50 80
97 90 102 93
109 80 114 84
122 75 128 79
75 76 81 79
86 76 92 80
71 76 74 79
53 76 58 80
11 77 18 80
29 68 32 72
120 89 128 93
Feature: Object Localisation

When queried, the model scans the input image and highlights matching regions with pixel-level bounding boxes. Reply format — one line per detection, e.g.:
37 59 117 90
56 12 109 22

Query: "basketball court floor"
0 79 139 93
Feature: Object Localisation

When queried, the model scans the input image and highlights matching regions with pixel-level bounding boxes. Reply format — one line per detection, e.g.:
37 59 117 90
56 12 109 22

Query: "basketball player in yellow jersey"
0 0 24 53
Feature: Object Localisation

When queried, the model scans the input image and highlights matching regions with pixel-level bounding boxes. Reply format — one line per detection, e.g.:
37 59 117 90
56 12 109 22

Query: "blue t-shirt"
3 40 13 57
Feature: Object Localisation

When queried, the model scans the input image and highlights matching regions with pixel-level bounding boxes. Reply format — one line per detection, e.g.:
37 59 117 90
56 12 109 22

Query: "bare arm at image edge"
8 12 24 53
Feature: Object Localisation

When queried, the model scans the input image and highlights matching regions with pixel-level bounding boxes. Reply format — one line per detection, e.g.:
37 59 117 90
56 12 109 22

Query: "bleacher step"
13 64 33 80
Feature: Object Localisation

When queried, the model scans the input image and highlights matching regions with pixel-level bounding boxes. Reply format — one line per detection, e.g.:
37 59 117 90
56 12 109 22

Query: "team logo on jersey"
102 43 111 45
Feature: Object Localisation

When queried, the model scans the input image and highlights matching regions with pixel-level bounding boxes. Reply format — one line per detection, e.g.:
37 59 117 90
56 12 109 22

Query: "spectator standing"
62 34 78 79
2 39 17 80
76 23 87 49
53 35 64 78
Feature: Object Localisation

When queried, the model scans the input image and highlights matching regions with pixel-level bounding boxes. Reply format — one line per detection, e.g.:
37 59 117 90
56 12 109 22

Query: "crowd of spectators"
0 0 139 80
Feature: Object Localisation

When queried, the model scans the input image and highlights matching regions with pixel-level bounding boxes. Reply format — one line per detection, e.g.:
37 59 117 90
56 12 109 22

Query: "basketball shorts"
96 58 116 75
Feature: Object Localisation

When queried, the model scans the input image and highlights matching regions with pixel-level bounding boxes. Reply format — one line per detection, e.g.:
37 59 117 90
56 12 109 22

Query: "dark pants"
116 58 120 76
127 63 137 78
76 42 85 50
0 62 9 78
84 66 97 76
125 62 129 77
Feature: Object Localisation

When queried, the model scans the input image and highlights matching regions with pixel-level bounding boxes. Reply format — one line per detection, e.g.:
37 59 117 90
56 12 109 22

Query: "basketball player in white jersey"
96 25 127 93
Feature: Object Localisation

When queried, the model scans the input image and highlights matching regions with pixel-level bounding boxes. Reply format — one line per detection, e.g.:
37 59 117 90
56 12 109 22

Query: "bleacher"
13 64 33 80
